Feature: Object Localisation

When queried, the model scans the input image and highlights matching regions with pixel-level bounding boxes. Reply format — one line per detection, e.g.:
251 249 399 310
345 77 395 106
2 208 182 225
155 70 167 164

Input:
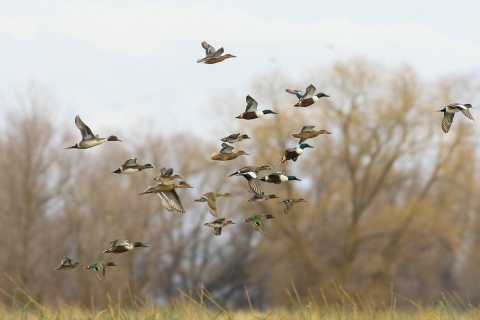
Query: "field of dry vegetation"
1 58 480 318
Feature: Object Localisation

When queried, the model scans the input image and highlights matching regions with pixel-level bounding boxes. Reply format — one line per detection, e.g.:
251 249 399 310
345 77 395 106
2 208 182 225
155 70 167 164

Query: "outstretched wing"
160 190 185 213
441 113 454 133
205 193 218 217
110 237 128 246
123 158 137 167
245 95 259 112
61 255 72 266
220 143 234 154
201 41 215 55
460 108 474 121
251 219 266 236
302 85 316 99
213 227 222 236
75 116 95 140
212 47 224 58
241 172 264 195
300 126 315 132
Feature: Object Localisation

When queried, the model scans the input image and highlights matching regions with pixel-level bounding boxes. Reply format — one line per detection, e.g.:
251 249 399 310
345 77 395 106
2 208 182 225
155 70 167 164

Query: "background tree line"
1 58 480 309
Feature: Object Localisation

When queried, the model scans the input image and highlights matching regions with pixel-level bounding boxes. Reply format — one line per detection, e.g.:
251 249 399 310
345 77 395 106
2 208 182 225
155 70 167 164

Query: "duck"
194 192 231 217
102 237 149 253
140 180 192 213
85 262 117 281
65 115 121 149
229 165 274 195
140 180 192 195
277 198 307 214
260 172 301 184
235 95 277 120
153 167 182 181
291 126 331 144
244 214 275 236
220 133 251 143
54 255 83 270
204 218 235 236
211 143 249 161
286 85 329 107
247 191 279 202
197 41 236 64
437 103 474 133
112 158 155 174
281 143 314 165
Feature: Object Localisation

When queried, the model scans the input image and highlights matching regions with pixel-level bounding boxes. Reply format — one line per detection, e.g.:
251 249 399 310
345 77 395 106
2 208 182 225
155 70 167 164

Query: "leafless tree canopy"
1 60 480 309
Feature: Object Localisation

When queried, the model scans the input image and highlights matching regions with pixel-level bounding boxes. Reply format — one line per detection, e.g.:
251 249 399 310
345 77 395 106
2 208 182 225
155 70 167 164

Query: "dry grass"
1 275 480 319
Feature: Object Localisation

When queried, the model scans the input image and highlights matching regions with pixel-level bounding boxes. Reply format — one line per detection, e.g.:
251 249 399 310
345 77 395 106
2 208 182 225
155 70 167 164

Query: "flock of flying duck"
54 41 475 280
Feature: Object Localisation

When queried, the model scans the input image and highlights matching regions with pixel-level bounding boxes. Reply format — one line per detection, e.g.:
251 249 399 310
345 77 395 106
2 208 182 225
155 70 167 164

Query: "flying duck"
235 95 277 120
291 126 331 144
204 218 235 236
197 41 236 64
437 103 474 133
65 115 121 149
112 158 155 174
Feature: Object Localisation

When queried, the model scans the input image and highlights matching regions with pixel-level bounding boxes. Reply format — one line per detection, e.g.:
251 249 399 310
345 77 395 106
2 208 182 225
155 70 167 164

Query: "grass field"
2 276 480 319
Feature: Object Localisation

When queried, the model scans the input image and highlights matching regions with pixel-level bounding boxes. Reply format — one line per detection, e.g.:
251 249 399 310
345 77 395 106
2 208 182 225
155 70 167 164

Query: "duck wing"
110 237 128 246
251 219 266 236
220 143 234 154
205 193 218 217
213 227 222 236
201 41 215 55
300 125 315 132
212 47 224 58
59 255 72 267
241 172 264 195
161 190 185 213
460 108 474 121
442 112 455 133
245 95 259 112
302 84 316 99
123 158 137 167
75 116 95 140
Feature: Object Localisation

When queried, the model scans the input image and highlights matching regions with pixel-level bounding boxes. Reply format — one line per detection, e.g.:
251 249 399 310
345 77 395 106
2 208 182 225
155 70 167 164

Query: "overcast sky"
0 1 479 136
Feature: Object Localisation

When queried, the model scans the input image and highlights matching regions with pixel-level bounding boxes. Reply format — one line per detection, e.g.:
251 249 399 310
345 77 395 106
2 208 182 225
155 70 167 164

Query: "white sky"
0 0 479 135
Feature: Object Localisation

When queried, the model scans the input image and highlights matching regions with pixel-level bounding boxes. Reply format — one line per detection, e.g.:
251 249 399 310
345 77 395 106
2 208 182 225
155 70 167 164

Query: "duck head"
316 93 329 98
133 242 149 248
262 110 277 115
299 143 314 149
107 135 122 142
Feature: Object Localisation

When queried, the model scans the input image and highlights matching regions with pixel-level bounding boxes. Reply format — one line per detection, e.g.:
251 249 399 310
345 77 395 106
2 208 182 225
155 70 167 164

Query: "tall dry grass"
1 274 480 320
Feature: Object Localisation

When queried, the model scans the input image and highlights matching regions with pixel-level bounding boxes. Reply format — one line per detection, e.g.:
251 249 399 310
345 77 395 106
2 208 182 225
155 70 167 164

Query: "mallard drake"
291 126 331 144
286 85 329 107
204 218 235 236
54 255 83 270
112 158 155 174
281 143 314 165
229 165 273 195
194 192 231 217
244 214 275 236
153 167 182 181
277 198 307 213
437 103 474 133
260 172 301 184
220 133 251 143
197 41 236 64
247 190 278 202
211 143 249 161
85 262 117 281
102 237 149 253
65 116 121 149
140 180 192 213
236 95 277 120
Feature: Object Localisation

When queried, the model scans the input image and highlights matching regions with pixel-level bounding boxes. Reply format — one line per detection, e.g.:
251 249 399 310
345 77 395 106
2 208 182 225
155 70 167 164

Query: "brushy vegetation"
2 275 480 320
